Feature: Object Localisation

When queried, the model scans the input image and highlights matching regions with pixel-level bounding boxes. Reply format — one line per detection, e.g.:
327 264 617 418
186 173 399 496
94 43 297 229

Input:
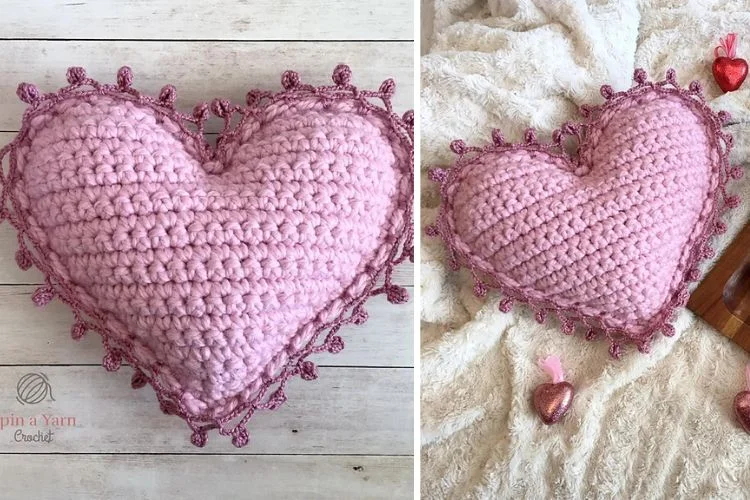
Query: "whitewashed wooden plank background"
0 42 414 133
0 2 415 498
0 456 412 500
0 366 412 455
2 0 413 41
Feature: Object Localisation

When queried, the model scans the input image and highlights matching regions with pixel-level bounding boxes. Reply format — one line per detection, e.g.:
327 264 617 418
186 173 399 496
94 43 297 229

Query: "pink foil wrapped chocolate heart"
427 69 741 355
734 363 750 433
0 65 413 447
533 355 574 425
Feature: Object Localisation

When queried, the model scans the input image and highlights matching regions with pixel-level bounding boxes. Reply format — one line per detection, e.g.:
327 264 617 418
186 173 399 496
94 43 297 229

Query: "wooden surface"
0 42 413 133
0 455 412 500
1 0 413 41
0 3 415 499
0 366 412 455
689 222 750 351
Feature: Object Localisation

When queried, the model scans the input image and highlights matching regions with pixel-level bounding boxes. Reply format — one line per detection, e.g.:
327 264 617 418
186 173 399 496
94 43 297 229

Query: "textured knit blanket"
421 1 750 498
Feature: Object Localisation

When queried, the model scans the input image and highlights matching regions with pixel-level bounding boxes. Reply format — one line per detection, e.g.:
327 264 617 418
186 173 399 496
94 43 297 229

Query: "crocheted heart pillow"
427 69 742 357
0 65 413 447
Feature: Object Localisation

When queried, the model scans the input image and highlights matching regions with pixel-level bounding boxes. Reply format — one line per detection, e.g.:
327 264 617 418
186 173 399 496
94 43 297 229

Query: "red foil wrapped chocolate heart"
713 33 748 93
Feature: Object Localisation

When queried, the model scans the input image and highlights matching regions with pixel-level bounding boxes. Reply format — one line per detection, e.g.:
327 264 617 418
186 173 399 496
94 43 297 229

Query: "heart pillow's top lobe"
1 66 414 446
428 69 740 355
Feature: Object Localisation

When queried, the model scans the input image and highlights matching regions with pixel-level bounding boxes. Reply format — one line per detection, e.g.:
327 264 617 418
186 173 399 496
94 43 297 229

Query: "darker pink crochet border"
0 65 414 448
426 68 743 358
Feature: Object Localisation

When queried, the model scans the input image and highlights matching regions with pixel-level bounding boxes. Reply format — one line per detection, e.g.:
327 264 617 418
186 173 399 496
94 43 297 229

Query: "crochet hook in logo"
16 373 55 405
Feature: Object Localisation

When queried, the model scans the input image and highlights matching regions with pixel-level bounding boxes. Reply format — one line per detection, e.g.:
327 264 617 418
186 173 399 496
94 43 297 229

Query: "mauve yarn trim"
426 68 741 358
0 65 414 448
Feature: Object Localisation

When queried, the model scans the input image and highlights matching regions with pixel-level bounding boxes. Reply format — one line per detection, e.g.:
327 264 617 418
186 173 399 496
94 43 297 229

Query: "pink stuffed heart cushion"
0 65 413 447
428 69 741 355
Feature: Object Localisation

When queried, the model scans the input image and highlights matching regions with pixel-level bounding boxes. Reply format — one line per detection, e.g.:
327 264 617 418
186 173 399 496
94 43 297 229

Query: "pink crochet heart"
428 69 741 355
0 65 413 447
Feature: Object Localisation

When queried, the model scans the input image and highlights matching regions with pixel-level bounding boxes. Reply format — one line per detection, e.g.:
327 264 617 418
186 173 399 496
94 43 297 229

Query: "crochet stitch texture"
427 69 741 356
0 65 413 447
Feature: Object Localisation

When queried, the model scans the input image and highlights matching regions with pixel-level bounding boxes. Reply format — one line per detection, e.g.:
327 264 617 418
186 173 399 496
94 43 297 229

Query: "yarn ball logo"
16 373 55 405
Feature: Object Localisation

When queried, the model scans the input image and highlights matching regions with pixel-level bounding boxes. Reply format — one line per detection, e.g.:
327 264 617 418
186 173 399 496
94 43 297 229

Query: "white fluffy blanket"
420 1 750 498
